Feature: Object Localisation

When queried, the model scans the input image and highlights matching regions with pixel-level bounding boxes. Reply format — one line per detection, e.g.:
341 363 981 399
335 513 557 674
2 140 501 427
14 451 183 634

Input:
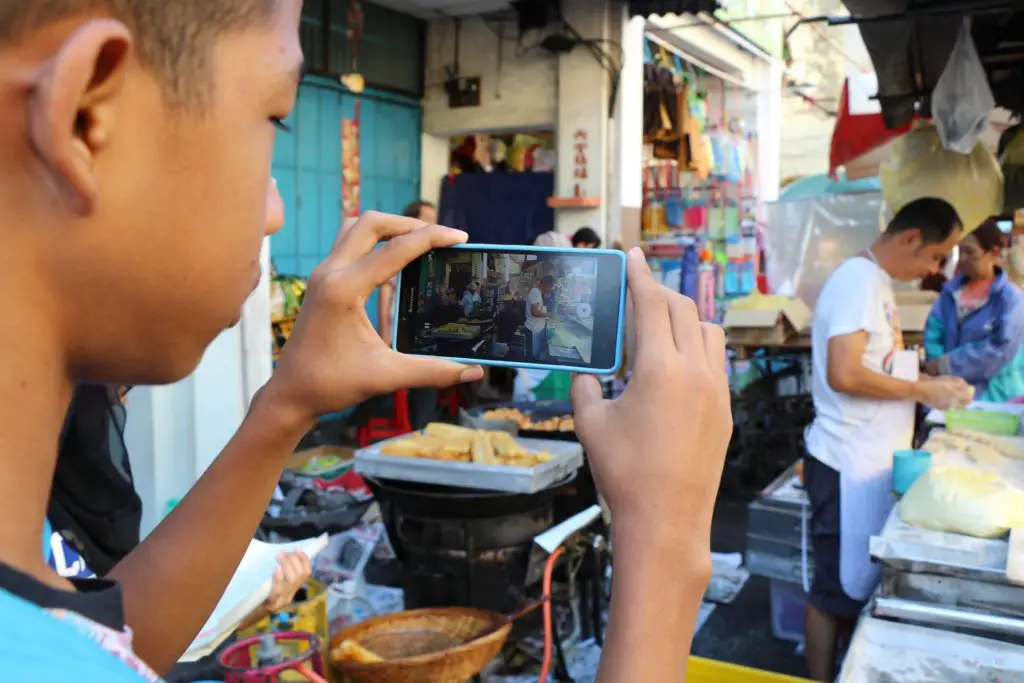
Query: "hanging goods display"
880 122 1003 234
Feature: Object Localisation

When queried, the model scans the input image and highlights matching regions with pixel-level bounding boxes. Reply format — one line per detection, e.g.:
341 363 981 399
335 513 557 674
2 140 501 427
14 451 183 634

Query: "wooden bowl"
329 607 511 683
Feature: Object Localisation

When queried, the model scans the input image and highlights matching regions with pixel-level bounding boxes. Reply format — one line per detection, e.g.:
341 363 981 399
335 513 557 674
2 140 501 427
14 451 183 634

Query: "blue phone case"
392 243 627 375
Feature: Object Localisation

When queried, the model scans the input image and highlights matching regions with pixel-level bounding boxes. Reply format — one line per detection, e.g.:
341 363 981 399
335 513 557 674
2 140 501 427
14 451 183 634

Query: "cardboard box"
895 290 938 333
724 297 812 346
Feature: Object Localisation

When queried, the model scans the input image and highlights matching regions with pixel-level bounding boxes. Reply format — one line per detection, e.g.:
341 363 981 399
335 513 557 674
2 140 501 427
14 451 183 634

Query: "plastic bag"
899 465 1024 538
880 122 1003 234
932 18 995 154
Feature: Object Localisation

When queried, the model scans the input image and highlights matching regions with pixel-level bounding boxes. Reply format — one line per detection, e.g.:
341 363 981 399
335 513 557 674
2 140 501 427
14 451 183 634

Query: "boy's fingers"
330 211 451 264
626 249 673 367
665 288 702 356
357 225 469 291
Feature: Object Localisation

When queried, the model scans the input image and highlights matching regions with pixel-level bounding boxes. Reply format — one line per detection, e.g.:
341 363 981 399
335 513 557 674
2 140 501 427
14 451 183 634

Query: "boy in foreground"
0 1 731 680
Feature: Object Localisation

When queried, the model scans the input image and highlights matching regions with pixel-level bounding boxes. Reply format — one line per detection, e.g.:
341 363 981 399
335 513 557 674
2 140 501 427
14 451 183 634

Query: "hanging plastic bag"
931 17 996 154
880 122 1003 234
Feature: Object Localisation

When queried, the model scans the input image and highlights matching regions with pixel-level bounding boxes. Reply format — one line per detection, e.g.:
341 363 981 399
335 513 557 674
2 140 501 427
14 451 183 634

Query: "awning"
628 0 724 18
829 79 912 177
839 0 1024 130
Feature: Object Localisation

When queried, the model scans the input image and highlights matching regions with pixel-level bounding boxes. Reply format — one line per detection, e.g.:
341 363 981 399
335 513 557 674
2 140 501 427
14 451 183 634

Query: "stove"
366 475 569 616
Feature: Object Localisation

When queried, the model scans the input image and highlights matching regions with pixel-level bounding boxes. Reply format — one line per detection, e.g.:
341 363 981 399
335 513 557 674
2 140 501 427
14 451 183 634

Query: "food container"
461 401 577 442
354 436 583 494
945 409 1021 436
892 449 931 495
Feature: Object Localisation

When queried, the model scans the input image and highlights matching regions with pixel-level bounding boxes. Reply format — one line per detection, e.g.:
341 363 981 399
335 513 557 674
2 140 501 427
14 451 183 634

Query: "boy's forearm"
596 520 711 683
108 387 311 674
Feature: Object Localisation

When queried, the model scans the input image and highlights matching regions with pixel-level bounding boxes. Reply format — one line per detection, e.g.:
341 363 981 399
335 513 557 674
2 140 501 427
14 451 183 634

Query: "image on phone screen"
394 246 626 373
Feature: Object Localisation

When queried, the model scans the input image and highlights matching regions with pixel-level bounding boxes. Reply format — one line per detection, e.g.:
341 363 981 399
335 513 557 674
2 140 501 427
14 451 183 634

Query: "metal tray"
461 401 578 442
354 435 584 494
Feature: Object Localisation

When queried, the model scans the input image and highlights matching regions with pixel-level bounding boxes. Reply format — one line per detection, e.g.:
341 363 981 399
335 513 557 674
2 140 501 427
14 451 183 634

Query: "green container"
945 409 1021 436
533 371 573 401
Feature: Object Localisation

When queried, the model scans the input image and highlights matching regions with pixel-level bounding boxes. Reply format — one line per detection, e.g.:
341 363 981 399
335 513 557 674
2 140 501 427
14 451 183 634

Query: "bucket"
893 449 932 495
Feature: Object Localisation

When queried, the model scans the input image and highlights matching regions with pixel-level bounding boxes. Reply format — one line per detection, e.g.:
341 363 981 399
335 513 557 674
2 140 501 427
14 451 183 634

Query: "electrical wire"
538 546 566 683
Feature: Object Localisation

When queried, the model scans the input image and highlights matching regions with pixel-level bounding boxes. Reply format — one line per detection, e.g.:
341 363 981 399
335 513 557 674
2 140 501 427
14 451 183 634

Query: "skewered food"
380 423 553 468
482 407 574 432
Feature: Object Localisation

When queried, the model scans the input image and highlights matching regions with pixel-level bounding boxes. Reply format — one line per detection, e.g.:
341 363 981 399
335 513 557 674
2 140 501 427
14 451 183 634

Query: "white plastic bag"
932 17 996 154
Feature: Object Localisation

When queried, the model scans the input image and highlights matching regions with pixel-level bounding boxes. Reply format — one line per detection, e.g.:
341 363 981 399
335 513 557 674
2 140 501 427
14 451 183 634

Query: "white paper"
181 534 329 662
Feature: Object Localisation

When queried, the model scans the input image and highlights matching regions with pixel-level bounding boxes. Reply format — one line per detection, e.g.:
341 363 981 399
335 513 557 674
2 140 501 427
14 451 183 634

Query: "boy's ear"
27 19 132 215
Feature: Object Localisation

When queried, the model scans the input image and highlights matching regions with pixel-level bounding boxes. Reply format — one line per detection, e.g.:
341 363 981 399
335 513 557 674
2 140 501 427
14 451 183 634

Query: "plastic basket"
769 579 807 644
945 409 1021 436
688 657 813 682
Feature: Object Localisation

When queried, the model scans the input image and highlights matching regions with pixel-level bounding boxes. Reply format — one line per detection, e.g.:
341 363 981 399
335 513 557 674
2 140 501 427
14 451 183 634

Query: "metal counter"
840 615 1024 682
868 492 1024 640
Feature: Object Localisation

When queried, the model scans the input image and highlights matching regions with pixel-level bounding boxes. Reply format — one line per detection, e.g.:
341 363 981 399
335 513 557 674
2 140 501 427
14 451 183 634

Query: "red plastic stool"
357 389 412 447
438 387 463 419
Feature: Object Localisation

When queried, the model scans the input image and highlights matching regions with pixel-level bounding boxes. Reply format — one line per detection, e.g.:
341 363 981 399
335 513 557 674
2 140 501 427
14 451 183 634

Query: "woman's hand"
263 551 312 614
240 551 313 629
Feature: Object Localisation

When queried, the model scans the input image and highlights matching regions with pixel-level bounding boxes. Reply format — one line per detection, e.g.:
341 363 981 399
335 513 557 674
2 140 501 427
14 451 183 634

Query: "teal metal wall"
270 78 423 327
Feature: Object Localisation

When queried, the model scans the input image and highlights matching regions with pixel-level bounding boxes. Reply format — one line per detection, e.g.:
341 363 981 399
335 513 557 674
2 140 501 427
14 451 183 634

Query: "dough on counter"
899 465 1024 538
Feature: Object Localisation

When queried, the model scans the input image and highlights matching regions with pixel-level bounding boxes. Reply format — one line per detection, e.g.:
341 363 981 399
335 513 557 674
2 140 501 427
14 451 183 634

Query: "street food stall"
839 405 1024 680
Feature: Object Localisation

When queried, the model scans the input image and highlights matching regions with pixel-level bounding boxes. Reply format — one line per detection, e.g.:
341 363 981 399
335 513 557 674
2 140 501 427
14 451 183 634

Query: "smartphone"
393 244 627 374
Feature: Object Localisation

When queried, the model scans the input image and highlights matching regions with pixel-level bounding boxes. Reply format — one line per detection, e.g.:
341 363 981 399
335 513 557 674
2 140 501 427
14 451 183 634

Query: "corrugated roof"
841 0 1024 129
628 0 723 18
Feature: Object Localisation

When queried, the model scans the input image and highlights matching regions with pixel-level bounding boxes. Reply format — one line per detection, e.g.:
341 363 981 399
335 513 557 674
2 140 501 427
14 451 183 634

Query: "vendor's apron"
838 350 917 601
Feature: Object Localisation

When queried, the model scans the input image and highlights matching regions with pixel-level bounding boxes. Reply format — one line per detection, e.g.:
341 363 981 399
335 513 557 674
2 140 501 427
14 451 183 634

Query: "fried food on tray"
332 639 385 665
381 423 553 468
481 407 575 432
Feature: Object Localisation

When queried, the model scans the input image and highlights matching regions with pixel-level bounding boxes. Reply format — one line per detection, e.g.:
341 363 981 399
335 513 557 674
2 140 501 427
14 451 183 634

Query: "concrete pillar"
615 14 646 249
756 60 784 202
420 133 449 206
554 0 612 241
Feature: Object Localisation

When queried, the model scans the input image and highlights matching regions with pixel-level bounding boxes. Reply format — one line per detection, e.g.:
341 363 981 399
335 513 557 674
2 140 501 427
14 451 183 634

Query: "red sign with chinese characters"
573 129 588 197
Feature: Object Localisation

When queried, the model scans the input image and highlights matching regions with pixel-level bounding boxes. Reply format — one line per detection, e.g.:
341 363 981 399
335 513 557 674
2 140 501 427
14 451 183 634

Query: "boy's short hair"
402 200 434 219
0 0 275 107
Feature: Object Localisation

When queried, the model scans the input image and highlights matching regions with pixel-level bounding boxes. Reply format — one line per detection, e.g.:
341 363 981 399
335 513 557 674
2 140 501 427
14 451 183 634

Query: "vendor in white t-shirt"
525 275 556 360
802 197 973 682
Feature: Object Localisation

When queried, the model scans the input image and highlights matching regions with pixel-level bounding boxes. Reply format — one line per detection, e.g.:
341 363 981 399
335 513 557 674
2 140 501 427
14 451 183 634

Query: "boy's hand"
265 212 484 427
572 248 732 540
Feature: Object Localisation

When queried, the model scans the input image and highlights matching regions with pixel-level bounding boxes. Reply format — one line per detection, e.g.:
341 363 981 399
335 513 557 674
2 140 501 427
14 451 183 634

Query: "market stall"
639 38 765 324
836 407 1024 680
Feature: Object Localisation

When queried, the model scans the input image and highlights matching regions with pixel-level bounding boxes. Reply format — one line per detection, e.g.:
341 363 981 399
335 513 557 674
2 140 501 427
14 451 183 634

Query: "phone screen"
394 246 625 373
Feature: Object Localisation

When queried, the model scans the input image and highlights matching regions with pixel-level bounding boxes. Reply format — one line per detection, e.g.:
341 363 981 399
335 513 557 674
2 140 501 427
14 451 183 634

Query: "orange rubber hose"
301 665 329 683
538 546 566 683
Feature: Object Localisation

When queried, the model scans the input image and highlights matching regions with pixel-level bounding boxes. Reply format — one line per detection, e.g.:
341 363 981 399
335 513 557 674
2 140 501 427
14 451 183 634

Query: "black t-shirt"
50 384 141 576
0 562 125 630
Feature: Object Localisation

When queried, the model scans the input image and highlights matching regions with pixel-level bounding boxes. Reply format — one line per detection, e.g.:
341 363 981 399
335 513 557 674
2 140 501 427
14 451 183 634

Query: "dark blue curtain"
437 172 555 245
